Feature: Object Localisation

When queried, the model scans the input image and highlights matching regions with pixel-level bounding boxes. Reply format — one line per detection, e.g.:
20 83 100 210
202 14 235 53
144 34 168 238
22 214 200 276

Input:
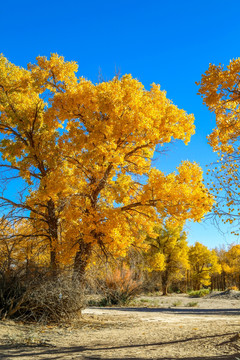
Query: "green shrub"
186 301 198 307
188 289 209 298
171 300 182 307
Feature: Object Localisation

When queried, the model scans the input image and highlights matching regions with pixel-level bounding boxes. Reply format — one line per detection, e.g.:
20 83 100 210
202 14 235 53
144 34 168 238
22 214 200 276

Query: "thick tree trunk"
161 271 169 295
162 284 168 296
50 248 58 276
73 241 92 282
47 199 59 277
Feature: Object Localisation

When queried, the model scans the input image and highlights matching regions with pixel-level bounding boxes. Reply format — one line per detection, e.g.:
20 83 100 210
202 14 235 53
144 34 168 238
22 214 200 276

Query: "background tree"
144 225 189 295
223 244 240 289
188 242 221 290
214 245 229 291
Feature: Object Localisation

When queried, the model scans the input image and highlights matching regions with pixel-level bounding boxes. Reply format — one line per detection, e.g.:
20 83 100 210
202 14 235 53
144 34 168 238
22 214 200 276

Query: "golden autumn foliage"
217 244 240 289
144 225 189 295
198 59 240 229
188 242 221 289
0 218 49 274
197 59 240 154
0 54 213 276
224 245 240 274
212 244 240 290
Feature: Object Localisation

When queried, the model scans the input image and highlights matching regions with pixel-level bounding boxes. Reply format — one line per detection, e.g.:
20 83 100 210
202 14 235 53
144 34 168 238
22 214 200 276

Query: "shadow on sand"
0 331 239 360
88 306 240 316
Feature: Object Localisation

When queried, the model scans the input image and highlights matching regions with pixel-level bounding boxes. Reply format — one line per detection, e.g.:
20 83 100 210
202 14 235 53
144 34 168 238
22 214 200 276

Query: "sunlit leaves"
0 54 213 270
198 59 240 230
189 242 221 288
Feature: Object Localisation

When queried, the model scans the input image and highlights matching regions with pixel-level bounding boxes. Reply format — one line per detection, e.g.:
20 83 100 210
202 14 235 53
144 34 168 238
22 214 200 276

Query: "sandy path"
0 295 240 359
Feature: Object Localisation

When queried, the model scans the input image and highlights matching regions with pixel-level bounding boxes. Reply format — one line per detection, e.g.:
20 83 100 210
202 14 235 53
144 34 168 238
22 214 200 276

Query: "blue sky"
1 0 240 249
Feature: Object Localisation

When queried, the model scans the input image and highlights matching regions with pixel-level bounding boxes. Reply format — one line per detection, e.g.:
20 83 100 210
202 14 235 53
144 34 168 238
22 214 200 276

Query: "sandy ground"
1 293 240 359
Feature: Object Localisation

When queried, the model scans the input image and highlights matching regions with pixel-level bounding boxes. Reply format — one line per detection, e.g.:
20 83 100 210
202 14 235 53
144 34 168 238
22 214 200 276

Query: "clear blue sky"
1 0 240 249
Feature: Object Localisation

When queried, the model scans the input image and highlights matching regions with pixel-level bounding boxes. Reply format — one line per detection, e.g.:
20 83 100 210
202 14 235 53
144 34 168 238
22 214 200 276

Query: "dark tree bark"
73 241 92 282
47 199 59 276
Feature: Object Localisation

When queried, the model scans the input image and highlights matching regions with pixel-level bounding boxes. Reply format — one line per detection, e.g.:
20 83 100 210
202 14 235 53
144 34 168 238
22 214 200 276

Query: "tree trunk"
222 272 226 290
162 283 168 296
186 269 190 291
73 241 92 282
50 248 58 276
161 271 169 295
47 199 59 277
211 275 214 291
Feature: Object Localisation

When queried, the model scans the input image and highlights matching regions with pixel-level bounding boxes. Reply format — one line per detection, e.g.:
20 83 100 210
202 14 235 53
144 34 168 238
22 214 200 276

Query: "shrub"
188 289 210 298
98 268 142 306
228 286 238 291
0 270 84 323
186 301 198 307
171 300 182 307
0 271 27 320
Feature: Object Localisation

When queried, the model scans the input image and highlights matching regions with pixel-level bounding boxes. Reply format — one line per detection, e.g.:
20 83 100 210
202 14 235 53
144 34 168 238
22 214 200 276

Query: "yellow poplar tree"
224 244 240 289
188 242 221 290
0 54 214 278
145 225 189 295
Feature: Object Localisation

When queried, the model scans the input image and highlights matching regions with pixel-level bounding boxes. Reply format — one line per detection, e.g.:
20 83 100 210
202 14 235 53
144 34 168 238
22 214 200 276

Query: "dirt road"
1 294 240 359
